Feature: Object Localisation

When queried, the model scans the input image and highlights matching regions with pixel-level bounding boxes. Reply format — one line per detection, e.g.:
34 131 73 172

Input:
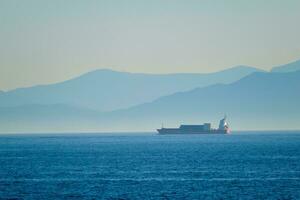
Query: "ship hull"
157 128 229 134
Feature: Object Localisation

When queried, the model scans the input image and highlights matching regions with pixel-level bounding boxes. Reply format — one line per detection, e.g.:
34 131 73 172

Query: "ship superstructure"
157 116 230 134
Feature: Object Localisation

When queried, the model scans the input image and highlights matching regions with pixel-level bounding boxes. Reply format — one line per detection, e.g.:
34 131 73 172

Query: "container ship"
157 116 230 134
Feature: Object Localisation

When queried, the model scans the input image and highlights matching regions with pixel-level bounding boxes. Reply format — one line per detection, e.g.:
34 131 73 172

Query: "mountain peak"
229 65 264 71
85 68 124 75
217 65 264 73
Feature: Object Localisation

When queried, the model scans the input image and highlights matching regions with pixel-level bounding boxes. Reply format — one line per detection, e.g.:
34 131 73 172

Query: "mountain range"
105 70 300 131
0 59 300 133
0 65 261 111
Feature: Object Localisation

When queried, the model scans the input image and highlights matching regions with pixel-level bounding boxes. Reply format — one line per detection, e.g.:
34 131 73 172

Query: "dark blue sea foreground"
1 131 300 199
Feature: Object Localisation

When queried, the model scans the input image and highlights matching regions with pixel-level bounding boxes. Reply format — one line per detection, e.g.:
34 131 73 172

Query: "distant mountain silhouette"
0 66 261 111
271 59 300 73
1 70 299 132
101 70 300 131
84 70 298 131
0 104 101 133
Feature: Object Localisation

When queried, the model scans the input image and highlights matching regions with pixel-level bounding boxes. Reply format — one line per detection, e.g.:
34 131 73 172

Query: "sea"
0 131 300 200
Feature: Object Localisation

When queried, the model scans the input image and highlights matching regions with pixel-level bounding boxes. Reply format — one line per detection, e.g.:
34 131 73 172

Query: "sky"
0 0 300 91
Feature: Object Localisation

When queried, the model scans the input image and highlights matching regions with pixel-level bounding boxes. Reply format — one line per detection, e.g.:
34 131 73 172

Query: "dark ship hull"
157 128 229 134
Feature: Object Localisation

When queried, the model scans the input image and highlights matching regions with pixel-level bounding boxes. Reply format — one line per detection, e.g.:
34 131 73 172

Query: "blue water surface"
0 131 300 199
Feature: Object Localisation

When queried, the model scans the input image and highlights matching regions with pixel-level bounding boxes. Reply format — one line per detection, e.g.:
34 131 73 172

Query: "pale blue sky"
1 0 300 90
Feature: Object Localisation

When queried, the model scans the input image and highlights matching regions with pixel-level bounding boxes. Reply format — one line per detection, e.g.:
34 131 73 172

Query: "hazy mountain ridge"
1 59 300 132
271 59 300 73
0 104 102 133
100 70 300 130
0 65 261 111
1 70 300 132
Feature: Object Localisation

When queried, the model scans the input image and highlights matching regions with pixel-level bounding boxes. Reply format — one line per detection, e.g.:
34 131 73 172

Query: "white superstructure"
218 115 229 132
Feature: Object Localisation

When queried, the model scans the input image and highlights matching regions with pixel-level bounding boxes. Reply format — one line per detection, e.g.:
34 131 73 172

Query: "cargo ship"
157 116 230 134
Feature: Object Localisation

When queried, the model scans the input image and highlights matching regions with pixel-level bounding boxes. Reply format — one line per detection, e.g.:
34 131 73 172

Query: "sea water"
0 131 300 199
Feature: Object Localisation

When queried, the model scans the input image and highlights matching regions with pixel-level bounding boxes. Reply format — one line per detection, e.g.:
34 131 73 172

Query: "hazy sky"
1 0 300 90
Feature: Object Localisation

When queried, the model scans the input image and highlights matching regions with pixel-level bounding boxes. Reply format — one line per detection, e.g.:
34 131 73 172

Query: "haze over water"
1 131 300 199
